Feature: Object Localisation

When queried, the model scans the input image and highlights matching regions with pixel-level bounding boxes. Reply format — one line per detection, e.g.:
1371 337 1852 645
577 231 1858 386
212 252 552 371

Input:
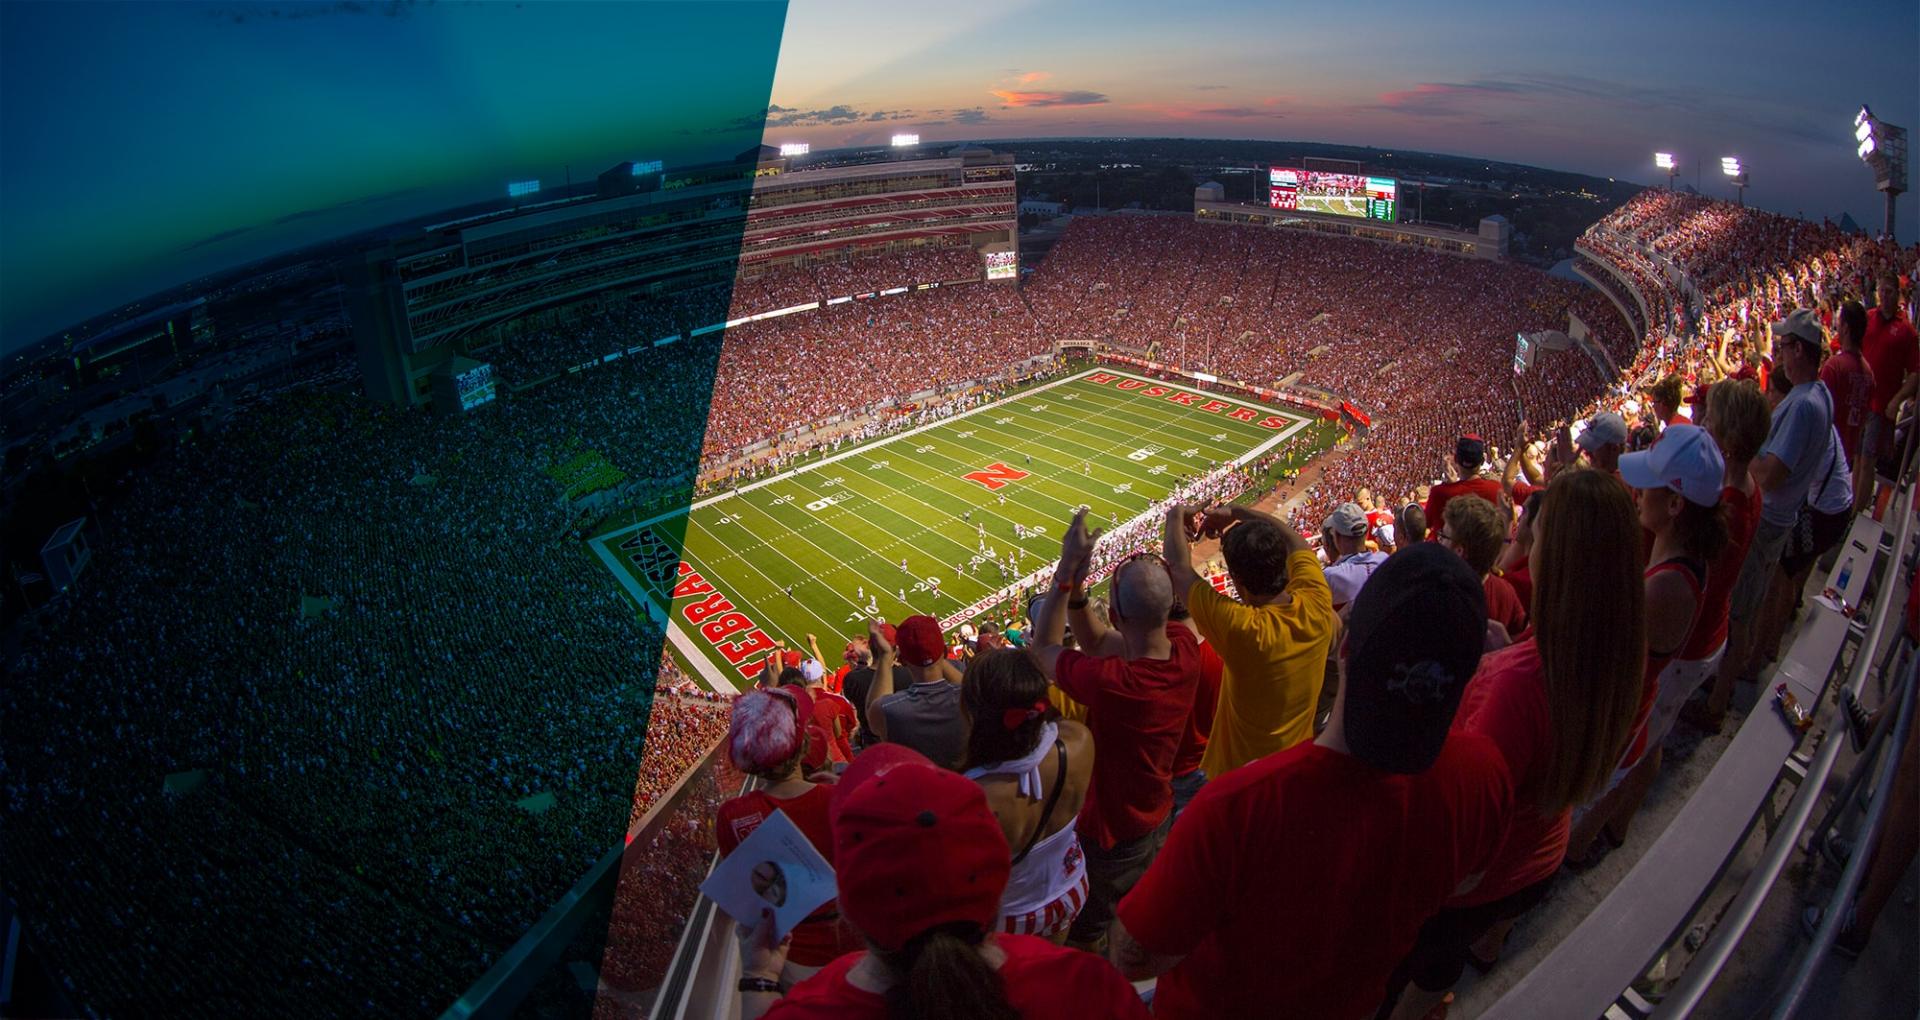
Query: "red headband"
1000 698 1048 731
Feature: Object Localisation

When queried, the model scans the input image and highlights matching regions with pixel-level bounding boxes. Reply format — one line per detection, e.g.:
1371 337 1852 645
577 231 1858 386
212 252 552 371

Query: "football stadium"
1 2 1917 1018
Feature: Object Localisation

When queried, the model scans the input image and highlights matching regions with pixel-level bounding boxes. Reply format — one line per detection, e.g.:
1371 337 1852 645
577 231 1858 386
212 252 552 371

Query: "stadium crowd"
697 197 1917 1019
9 185 1917 1018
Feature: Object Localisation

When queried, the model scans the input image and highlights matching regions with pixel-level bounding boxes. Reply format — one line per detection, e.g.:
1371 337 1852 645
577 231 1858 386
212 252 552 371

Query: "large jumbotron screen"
1269 167 1397 221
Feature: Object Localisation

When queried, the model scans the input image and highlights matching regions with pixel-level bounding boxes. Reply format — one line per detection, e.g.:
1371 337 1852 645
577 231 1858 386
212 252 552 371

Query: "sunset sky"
2 0 1914 349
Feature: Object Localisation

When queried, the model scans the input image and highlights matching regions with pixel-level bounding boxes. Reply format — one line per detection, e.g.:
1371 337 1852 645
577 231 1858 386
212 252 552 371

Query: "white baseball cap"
800 659 825 683
1618 424 1725 507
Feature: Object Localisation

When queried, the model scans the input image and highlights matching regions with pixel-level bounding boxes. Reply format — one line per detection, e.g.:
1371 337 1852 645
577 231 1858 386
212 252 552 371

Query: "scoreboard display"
455 362 496 411
1269 167 1397 222
984 250 1018 281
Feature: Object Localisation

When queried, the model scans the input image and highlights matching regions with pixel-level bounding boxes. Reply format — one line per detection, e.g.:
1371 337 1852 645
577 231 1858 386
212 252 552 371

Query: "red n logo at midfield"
963 461 1030 490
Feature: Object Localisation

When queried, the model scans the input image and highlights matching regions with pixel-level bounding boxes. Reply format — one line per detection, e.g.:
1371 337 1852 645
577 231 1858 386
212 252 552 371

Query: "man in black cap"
1108 544 1515 1020
1423 435 1503 531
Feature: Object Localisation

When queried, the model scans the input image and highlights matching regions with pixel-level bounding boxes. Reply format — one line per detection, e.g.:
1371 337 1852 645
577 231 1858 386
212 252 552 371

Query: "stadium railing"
1483 430 1919 1019
438 734 732 1020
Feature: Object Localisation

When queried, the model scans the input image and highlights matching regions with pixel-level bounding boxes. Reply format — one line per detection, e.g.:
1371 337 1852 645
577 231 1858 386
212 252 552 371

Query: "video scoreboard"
1269 167 1397 222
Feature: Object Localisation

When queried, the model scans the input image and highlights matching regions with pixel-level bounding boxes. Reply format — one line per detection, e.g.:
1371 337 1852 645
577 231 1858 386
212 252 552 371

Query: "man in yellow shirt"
1163 502 1336 777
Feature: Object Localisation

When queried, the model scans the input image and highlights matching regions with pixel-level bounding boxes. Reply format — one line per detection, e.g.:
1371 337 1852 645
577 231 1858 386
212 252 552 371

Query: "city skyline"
2 0 1915 350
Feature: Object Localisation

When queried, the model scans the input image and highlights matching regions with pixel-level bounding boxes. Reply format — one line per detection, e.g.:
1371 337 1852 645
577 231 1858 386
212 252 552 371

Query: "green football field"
590 367 1318 690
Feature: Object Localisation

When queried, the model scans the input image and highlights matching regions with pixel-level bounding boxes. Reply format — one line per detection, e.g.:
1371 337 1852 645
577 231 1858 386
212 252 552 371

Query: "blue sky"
3 0 1914 350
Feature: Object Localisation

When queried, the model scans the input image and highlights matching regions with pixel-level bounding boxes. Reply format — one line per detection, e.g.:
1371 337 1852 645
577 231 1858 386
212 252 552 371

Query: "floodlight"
1720 157 1742 177
631 159 664 175
1853 102 1908 239
1655 152 1676 170
507 179 540 198
778 142 810 156
890 133 920 147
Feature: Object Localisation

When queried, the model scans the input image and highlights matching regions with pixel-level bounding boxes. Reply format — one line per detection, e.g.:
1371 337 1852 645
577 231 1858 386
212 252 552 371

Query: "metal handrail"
1657 439 1920 1017
1773 645 1917 1018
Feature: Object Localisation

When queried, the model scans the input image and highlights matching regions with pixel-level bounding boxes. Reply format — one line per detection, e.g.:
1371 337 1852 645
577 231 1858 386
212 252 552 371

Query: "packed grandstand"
3 169 1917 1018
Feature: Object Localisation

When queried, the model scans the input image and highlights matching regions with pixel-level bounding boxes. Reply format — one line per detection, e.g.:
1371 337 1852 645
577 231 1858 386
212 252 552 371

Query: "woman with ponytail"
740 745 1149 1020
961 649 1095 943
1384 467 1648 1020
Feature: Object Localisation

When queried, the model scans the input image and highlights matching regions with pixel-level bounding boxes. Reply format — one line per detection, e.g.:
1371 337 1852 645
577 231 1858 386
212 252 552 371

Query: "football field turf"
590 367 1317 690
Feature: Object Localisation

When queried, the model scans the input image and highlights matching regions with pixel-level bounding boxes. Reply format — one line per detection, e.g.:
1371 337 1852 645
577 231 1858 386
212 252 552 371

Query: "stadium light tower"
1721 157 1748 206
1655 152 1678 191
1855 105 1909 240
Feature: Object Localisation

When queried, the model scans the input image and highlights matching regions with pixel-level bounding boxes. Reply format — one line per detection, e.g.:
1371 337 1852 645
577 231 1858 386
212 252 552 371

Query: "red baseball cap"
829 745 1010 950
895 615 945 668
780 650 804 669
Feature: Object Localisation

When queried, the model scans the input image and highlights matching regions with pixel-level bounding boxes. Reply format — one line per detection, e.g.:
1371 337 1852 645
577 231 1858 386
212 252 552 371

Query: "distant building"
344 147 1017 405
1194 181 1225 204
1020 199 1067 220
1194 199 1500 259
1478 215 1513 257
65 298 208 389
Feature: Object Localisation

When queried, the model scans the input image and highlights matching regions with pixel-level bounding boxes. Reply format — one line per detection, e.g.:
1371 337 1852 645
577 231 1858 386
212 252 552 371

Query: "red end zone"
671 562 779 679
1085 372 1290 428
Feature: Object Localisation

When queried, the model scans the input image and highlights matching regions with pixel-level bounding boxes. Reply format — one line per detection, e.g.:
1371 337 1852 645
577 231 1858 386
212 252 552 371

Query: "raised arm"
1060 509 1123 657
862 619 898 741
1032 508 1101 675
1164 503 1205 597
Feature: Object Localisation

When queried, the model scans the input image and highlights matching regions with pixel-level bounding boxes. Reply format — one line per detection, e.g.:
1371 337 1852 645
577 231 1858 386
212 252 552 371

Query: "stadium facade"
344 146 1016 406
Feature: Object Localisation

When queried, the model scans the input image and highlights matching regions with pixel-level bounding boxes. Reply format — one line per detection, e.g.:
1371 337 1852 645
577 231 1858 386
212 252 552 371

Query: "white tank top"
964 724 1089 918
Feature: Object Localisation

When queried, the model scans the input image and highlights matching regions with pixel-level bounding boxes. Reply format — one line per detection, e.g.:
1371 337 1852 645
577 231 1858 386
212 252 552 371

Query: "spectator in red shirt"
1383 468 1648 1020
717 687 860 984
1030 508 1202 950
1859 271 1919 490
799 657 858 765
1821 299 1875 509
1168 615 1223 821
1648 374 1689 428
1681 381 1773 729
739 744 1151 1020
1440 495 1528 641
1109 543 1511 1020
1424 435 1504 528
1568 424 1729 865
1493 489 1543 610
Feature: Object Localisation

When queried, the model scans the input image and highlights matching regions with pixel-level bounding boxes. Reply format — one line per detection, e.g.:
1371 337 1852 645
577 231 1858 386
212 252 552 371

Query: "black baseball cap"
1341 543 1488 774
1455 435 1486 467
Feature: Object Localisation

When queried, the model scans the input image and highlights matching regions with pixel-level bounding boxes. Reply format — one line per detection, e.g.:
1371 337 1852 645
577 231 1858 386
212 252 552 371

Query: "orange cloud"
992 88 1108 108
1016 70 1050 84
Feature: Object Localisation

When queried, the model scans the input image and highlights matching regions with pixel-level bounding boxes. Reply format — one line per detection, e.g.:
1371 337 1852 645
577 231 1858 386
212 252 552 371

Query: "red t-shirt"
1484 572 1528 637
811 689 858 764
717 786 860 966
1862 308 1918 416
1681 485 1762 660
827 664 851 695
763 933 1151 1019
1820 349 1876 462
1425 476 1504 531
1116 739 1512 1020
1054 622 1202 848
1449 639 1565 907
1504 554 1533 611
1170 638 1223 777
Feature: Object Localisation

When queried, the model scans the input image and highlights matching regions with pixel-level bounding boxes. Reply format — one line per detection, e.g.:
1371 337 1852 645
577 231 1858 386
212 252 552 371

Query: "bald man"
1033 509 1204 949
